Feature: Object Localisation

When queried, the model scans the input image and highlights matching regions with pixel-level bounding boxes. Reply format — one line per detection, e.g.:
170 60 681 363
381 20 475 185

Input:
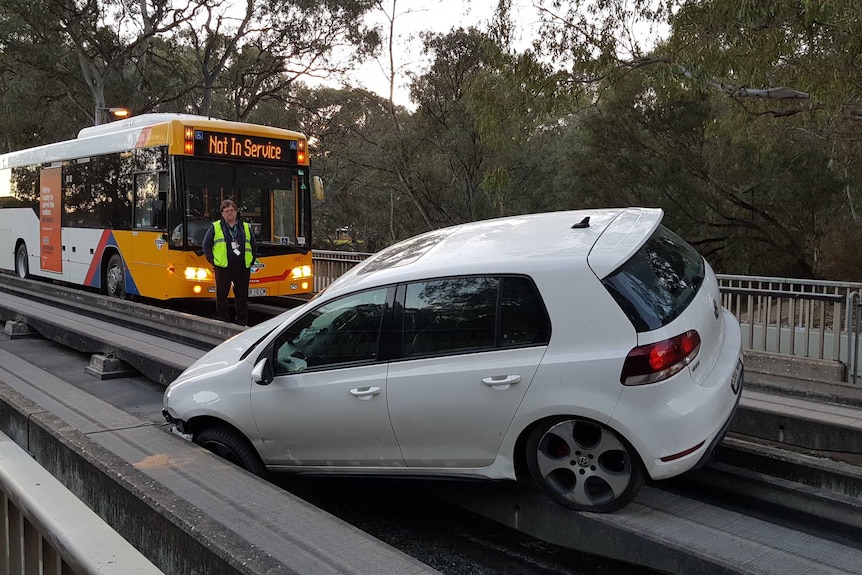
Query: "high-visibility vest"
212 220 253 268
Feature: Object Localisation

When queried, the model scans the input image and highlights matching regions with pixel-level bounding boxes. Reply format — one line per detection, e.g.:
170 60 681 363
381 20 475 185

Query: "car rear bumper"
691 362 743 469
610 311 743 480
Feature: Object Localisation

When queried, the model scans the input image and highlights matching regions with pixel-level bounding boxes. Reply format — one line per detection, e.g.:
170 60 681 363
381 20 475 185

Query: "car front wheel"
194 425 268 478
526 417 644 513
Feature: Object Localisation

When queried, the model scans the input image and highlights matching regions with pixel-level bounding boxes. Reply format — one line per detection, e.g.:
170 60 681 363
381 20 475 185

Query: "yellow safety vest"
212 220 253 268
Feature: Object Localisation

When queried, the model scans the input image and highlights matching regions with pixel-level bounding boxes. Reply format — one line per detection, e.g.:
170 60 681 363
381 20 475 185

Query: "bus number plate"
249 288 268 297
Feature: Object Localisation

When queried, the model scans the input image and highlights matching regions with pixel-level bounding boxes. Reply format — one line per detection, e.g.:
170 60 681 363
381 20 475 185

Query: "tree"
299 85 414 252
534 0 862 117
178 0 381 120
532 0 862 278
546 58 846 276
0 0 195 127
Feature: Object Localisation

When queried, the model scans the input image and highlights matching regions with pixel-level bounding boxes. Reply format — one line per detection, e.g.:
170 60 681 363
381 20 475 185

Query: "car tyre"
105 253 126 298
15 243 29 279
194 425 268 478
526 417 644 512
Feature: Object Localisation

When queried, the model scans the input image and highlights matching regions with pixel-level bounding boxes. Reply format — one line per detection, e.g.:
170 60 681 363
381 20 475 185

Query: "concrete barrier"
0 430 162 574
0 383 271 574
0 379 442 575
744 350 845 383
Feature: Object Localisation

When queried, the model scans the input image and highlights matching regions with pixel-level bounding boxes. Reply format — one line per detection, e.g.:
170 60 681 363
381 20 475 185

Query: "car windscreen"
600 225 705 332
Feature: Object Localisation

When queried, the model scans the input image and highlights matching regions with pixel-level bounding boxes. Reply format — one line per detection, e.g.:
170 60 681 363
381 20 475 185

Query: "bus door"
129 171 169 298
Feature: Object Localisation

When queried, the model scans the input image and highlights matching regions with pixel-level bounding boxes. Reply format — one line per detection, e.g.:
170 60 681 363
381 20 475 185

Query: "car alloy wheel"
526 417 644 512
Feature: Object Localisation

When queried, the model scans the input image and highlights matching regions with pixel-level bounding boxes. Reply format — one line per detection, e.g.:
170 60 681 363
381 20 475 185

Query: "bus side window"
134 172 161 228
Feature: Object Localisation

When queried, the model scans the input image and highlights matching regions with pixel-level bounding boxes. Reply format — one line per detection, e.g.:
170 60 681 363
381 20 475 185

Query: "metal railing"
0 431 161 574
312 249 372 292
718 275 862 383
310 253 862 385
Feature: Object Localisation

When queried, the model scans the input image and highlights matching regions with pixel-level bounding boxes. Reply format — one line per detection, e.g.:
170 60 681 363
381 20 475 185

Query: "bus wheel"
105 254 126 298
15 244 29 279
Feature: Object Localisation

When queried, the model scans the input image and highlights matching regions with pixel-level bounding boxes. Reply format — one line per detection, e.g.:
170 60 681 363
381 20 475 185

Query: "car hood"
168 308 301 388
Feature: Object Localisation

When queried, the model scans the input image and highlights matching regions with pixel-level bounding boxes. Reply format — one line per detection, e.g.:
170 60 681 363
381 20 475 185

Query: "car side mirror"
251 357 274 386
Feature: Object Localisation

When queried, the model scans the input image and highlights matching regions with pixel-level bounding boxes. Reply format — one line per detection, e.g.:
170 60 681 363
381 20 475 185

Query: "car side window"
403 277 498 357
272 288 388 374
402 276 550 358
499 276 550 346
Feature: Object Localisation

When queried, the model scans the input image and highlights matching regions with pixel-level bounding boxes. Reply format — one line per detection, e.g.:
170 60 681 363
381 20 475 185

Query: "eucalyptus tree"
296 85 417 251
534 0 862 118
0 0 196 127
661 0 862 278
177 0 381 120
559 66 845 277
533 0 862 278
0 0 95 146
405 25 572 228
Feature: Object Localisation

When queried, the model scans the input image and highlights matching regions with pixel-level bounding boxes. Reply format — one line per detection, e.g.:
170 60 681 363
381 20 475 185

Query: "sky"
343 1 542 107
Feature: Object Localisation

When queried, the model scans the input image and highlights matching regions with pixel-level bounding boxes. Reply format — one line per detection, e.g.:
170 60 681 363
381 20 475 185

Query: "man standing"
202 199 258 326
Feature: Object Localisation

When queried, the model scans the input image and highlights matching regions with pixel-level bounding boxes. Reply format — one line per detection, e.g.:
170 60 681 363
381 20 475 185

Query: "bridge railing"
311 252 862 385
0 431 161 575
312 250 372 292
718 275 862 384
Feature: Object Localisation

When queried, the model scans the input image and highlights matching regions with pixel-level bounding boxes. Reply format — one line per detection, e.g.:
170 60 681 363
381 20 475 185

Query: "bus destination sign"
193 130 297 163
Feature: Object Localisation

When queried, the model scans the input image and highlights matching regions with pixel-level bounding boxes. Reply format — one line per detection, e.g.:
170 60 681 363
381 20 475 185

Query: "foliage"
0 195 32 208
0 0 380 142
530 0 862 279
3 0 862 279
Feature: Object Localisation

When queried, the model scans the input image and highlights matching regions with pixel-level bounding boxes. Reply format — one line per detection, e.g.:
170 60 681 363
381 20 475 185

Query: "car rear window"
601 225 705 332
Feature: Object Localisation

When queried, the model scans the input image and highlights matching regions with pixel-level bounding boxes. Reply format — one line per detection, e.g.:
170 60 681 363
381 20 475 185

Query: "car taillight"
620 330 701 385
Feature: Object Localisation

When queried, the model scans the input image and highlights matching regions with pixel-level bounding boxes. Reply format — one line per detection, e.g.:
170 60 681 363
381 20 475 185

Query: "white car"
163 208 743 512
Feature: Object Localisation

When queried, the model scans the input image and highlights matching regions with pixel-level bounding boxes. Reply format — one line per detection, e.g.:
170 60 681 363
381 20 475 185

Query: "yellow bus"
0 114 316 300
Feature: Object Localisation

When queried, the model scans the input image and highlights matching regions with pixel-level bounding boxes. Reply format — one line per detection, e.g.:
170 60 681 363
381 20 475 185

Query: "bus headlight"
184 267 210 281
290 265 312 279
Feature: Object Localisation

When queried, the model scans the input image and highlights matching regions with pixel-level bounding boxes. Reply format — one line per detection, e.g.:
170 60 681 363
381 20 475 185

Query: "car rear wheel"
526 417 644 512
194 425 267 478
15 244 29 279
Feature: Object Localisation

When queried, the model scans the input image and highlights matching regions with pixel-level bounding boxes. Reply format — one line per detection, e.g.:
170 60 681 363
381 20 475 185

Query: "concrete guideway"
733 387 862 453
1 276 862 573
430 481 862 575
0 288 205 384
0 345 443 575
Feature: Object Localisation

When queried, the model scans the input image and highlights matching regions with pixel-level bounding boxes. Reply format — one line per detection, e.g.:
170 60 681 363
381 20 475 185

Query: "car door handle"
482 375 521 390
349 386 382 400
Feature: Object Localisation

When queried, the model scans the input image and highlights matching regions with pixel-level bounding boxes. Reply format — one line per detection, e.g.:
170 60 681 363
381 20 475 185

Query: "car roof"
322 208 663 296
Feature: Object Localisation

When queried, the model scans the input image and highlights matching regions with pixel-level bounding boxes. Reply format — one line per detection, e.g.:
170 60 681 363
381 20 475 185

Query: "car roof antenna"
571 216 590 229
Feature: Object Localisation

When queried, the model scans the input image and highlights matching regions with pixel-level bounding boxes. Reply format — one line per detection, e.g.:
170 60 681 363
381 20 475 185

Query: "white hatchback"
163 208 743 512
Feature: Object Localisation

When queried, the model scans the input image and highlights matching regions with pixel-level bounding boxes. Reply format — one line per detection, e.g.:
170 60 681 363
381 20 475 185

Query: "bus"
0 113 317 300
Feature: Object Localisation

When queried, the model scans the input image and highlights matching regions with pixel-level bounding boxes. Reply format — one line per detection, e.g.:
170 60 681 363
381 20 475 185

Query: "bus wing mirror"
312 176 325 201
